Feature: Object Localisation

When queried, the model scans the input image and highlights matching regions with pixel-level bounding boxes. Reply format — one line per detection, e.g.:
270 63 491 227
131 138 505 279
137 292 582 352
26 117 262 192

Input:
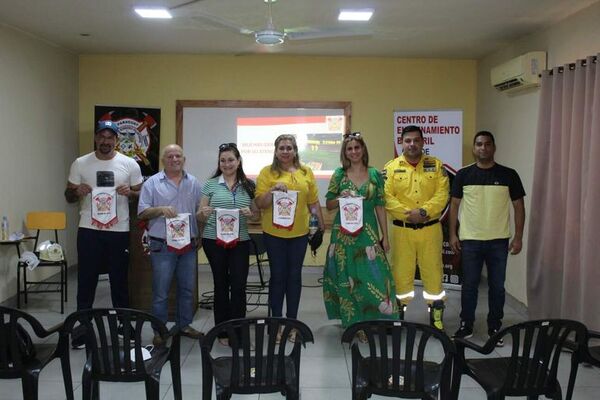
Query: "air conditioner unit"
490 51 546 93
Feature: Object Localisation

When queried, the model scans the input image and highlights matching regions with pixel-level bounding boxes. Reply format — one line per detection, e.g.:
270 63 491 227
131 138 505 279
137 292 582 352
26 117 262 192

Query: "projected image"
237 115 345 178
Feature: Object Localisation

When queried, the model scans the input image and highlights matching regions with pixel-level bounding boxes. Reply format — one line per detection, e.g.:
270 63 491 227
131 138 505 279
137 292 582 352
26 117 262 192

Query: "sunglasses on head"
343 132 362 139
219 142 237 151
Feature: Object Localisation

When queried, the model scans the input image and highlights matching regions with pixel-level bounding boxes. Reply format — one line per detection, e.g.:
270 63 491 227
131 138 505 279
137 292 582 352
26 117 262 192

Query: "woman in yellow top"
255 134 325 326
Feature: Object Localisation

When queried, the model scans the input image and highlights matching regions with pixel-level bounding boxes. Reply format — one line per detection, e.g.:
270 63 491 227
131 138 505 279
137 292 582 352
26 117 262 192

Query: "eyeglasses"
343 132 362 139
219 142 237 151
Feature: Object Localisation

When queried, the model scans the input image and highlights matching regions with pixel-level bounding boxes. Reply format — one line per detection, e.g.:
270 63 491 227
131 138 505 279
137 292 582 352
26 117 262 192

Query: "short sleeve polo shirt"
451 163 525 240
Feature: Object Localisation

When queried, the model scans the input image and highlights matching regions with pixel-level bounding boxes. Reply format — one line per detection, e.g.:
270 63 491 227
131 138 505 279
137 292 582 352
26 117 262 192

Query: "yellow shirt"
256 165 319 238
383 155 449 221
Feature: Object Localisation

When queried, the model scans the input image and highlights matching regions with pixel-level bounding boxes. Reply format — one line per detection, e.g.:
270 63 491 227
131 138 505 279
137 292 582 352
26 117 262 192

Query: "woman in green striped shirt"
198 143 258 346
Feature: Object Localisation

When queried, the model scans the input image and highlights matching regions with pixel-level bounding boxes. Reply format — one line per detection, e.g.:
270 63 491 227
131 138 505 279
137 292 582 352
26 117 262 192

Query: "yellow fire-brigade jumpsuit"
384 154 449 306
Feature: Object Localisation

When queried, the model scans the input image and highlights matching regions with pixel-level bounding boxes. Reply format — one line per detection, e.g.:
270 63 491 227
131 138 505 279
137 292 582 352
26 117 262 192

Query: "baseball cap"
95 120 119 135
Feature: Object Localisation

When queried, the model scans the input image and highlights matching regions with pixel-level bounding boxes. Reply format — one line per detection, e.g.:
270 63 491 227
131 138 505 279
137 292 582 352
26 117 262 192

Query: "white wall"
0 25 79 303
476 2 600 304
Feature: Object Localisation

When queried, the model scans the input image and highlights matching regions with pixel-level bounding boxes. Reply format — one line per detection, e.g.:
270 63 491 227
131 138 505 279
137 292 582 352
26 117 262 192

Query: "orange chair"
17 212 68 313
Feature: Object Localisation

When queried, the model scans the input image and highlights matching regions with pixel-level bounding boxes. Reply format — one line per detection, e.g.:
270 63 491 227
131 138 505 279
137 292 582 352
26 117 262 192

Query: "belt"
392 219 439 230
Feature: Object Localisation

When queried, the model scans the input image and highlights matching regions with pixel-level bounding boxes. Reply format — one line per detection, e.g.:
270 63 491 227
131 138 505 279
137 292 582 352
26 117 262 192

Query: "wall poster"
393 109 463 289
94 106 161 178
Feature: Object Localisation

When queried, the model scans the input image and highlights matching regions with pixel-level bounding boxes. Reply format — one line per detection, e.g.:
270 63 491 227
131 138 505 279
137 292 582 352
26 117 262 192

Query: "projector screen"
177 100 352 202
237 115 345 178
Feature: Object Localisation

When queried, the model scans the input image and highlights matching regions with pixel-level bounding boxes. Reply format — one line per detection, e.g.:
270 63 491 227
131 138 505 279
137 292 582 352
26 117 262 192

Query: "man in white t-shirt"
65 120 143 347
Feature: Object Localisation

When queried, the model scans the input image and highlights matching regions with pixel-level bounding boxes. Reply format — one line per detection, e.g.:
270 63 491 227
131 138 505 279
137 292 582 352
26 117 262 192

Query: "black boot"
428 300 445 331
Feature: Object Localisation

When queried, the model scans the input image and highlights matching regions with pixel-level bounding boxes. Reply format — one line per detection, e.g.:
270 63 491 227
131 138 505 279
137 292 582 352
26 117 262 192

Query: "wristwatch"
419 208 427 218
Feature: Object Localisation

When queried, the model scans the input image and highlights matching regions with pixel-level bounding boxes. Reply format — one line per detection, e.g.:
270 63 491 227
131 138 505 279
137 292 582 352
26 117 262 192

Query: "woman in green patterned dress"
323 132 398 333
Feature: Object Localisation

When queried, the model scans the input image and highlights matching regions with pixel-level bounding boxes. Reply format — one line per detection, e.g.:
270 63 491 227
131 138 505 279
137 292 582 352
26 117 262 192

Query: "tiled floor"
2 265 600 399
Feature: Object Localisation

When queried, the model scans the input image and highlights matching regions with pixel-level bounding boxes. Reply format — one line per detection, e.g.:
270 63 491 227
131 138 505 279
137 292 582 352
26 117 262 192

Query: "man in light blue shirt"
138 144 203 345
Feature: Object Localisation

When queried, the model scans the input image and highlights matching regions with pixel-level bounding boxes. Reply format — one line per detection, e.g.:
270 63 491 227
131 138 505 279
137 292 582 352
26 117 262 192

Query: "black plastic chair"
246 233 270 313
200 317 314 400
341 320 456 400
62 308 181 400
582 329 600 366
565 327 600 397
0 306 73 400
454 319 587 400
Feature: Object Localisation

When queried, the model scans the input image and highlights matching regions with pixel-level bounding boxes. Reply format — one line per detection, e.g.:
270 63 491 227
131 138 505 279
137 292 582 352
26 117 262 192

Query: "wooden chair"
17 211 68 313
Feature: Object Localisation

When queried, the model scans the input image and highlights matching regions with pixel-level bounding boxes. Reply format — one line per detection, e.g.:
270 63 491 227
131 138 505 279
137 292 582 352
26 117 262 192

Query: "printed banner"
272 190 298 230
338 197 363 236
393 109 463 288
166 213 192 253
91 187 118 229
94 106 161 178
215 208 240 248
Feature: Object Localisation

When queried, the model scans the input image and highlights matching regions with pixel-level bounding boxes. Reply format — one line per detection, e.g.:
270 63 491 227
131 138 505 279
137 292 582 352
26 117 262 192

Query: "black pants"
202 239 250 331
76 228 130 310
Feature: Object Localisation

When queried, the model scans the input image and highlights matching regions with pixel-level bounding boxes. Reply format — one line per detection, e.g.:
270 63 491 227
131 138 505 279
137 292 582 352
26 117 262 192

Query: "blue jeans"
263 233 309 319
460 239 509 331
149 238 198 329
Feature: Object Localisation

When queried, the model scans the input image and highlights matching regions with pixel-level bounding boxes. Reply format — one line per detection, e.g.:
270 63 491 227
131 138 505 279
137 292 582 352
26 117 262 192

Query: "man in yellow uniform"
384 125 449 330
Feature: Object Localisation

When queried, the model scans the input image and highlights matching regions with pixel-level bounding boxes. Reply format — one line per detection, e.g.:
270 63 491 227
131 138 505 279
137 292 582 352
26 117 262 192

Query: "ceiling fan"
170 0 371 46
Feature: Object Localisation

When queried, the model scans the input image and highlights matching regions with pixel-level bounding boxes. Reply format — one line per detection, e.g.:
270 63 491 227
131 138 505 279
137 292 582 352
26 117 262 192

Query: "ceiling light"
134 8 172 19
255 29 285 45
338 9 373 22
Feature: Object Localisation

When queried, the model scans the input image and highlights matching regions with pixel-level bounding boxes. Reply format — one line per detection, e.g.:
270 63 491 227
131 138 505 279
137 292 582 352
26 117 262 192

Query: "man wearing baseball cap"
65 120 143 348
